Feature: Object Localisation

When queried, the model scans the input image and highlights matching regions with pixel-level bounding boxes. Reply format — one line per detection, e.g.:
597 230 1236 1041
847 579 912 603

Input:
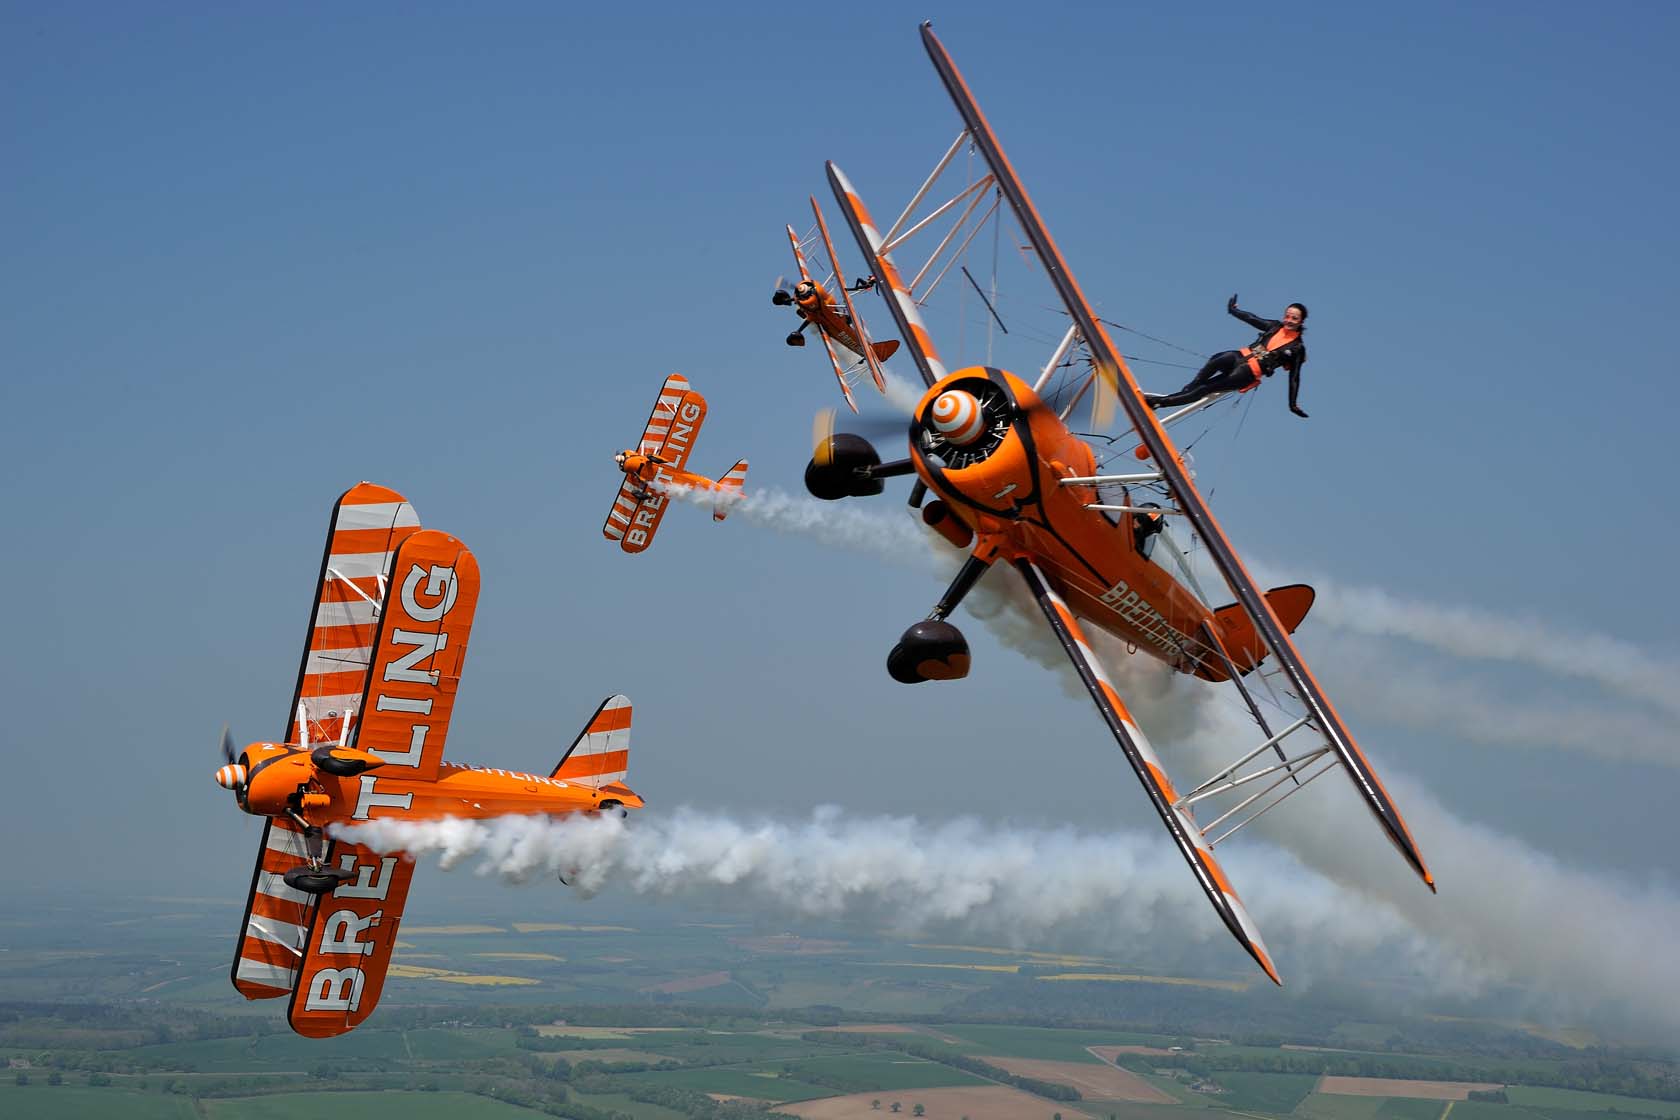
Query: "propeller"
771 274 792 306
812 406 915 467
214 724 248 799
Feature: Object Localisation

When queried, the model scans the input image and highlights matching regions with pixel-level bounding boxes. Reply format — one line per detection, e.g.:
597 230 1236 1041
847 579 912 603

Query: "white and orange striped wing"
1017 560 1280 985
827 162 948 390
229 820 316 998
788 223 858 412
812 195 887 394
552 695 631 788
231 483 421 1001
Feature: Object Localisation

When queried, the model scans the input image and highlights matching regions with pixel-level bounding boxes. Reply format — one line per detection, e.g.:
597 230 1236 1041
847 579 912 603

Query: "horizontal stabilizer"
712 459 748 521
1205 585 1315 680
871 338 901 361
554 695 631 788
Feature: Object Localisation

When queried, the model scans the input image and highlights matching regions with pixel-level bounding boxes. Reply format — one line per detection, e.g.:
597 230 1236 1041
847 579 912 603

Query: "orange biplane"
774 197 900 412
603 374 748 553
219 482 643 1037
801 24 1434 984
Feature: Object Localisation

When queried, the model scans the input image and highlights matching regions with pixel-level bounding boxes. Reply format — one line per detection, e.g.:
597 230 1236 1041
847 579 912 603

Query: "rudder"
553 695 630 787
712 459 748 521
1207 584 1316 678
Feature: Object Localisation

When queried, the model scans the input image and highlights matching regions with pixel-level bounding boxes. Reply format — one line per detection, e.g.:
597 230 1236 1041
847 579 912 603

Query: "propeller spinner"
214 725 248 794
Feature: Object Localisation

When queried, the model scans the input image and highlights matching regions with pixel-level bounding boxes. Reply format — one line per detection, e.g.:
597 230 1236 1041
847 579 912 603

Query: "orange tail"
1208 585 1316 678
712 459 748 521
871 338 901 361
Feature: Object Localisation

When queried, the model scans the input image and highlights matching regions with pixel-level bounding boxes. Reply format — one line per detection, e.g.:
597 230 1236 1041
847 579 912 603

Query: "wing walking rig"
797 23 1434 984
220 483 644 1037
774 197 901 412
603 374 749 553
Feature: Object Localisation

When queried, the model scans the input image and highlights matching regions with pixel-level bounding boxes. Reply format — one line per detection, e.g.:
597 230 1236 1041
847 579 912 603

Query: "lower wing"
1014 559 1281 985
285 841 416 1038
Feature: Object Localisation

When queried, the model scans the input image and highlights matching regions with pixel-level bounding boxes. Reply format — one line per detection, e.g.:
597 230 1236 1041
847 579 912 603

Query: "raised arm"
1227 292 1274 332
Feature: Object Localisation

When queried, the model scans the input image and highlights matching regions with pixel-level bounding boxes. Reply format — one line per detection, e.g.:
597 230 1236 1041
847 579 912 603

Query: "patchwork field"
980 1054 1177 1101
780 1084 1080 1119
202 1091 541 1118
1319 1077 1505 1099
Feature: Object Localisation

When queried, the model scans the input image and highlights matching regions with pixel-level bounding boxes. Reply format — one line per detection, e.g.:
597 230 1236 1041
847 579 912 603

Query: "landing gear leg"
283 812 353 895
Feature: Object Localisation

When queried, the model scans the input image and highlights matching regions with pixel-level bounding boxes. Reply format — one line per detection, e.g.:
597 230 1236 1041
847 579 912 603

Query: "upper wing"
826 161 948 389
914 23 1432 890
286 844 416 1038
786 223 817 286
811 196 887 394
1016 560 1280 984
788 222 859 412
285 528 481 1036
352 529 481 784
231 483 421 1000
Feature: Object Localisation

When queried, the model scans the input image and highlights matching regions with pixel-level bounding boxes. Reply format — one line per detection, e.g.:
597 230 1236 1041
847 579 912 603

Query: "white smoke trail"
901 555 1680 1032
1081 631 1680 1036
335 809 1446 978
662 483 934 570
1271 569 1680 720
1307 632 1679 767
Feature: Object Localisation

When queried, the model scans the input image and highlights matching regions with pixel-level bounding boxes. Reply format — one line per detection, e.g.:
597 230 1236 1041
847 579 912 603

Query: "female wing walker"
214 482 641 1038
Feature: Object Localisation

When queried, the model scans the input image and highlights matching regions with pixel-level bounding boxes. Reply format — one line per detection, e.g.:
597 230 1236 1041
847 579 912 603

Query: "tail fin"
712 459 748 521
553 695 630 787
871 338 901 361
1208 585 1316 677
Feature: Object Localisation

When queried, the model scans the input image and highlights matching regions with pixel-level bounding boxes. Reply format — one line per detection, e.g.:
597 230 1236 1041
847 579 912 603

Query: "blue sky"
4 2 1677 1028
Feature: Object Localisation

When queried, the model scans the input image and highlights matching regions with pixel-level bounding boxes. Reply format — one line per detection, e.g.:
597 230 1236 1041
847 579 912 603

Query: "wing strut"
1015 559 1280 985
921 22 1432 891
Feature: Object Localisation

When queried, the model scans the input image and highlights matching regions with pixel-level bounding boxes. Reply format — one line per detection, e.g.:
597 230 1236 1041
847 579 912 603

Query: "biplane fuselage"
793 279 874 358
908 367 1302 682
233 742 642 826
614 450 728 503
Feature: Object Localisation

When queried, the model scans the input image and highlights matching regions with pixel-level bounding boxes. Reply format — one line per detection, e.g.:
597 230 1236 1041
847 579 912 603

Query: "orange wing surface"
351 529 481 785
231 483 421 1000
286 528 480 1037
285 843 417 1038
602 375 708 554
916 23 1432 892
